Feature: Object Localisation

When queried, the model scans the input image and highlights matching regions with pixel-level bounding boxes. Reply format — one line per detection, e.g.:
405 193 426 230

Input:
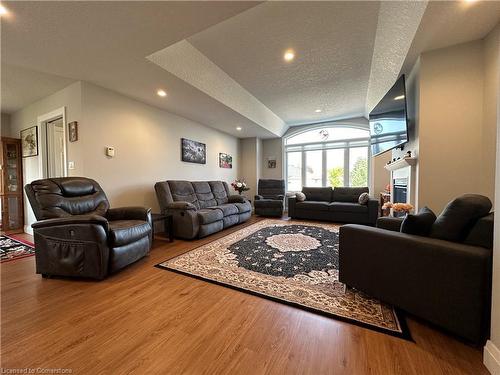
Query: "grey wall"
1 113 12 137
10 81 240 232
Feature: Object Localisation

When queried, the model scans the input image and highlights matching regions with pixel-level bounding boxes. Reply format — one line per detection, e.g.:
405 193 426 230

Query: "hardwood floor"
1 217 488 374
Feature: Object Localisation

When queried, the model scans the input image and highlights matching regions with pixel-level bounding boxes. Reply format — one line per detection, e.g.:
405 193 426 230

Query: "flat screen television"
369 75 409 156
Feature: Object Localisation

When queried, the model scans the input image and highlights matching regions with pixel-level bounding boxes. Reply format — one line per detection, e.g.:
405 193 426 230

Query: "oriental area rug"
0 235 35 263
157 219 409 339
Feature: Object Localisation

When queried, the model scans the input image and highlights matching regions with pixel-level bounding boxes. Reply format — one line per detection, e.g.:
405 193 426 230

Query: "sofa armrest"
287 196 297 217
107 207 152 222
367 199 379 226
32 215 109 231
376 217 403 232
165 202 197 211
228 195 247 203
339 224 492 343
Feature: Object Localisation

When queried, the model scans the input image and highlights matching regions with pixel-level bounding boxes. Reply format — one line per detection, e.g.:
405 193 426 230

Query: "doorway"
45 117 65 178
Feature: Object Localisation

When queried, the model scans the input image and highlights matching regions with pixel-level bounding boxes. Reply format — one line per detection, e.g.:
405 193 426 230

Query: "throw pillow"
358 192 369 205
430 194 492 242
296 192 306 202
400 206 437 236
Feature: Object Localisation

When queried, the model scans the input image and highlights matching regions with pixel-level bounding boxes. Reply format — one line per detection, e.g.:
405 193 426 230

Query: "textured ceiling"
2 1 499 138
188 2 380 126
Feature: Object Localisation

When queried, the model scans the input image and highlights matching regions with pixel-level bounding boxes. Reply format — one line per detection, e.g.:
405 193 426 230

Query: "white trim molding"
484 340 500 375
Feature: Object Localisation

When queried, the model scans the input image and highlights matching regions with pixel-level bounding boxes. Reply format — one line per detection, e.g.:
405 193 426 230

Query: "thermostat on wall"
106 147 115 157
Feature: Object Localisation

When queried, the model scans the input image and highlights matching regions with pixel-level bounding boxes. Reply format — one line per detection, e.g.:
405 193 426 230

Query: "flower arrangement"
382 202 414 214
231 179 250 195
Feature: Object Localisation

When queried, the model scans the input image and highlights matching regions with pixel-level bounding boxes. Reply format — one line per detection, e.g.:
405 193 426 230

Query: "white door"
46 118 65 178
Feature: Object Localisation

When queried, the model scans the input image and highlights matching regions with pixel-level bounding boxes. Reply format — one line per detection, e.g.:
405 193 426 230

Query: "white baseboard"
484 340 500 375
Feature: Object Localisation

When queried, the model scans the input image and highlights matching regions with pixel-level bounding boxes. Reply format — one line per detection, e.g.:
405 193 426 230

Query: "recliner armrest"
228 195 247 203
31 215 109 231
254 195 264 201
276 194 285 200
166 202 197 210
106 206 152 222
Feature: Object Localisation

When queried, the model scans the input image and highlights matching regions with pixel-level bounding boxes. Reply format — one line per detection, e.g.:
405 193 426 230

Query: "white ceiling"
2 1 499 138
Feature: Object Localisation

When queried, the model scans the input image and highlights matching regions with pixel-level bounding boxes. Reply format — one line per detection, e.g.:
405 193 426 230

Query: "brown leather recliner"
25 177 152 280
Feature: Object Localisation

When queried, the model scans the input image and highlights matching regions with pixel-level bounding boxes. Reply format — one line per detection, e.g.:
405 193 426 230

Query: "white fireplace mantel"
384 157 418 172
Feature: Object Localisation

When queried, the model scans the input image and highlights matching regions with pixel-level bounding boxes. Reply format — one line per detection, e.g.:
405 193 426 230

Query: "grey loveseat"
288 187 378 225
155 180 252 239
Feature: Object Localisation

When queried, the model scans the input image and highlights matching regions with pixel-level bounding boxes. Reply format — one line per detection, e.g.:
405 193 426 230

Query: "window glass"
286 127 369 145
305 150 322 187
287 152 302 192
326 149 344 187
349 147 368 187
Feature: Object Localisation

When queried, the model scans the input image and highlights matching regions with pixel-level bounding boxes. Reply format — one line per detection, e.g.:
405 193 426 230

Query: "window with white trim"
284 125 370 192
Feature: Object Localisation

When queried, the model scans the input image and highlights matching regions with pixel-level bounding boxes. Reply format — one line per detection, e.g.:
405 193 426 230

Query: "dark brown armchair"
25 177 152 280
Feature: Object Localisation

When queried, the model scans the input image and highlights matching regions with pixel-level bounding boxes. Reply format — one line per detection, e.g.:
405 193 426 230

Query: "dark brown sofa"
288 187 379 225
339 202 493 344
155 180 252 239
25 177 152 280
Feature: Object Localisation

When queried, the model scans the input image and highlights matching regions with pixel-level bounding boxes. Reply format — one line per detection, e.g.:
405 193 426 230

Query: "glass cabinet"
1 137 24 233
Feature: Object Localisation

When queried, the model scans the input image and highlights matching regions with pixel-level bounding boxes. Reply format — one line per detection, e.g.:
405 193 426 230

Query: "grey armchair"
254 179 285 217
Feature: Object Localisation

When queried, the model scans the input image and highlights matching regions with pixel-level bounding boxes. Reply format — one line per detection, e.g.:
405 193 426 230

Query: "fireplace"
393 177 408 217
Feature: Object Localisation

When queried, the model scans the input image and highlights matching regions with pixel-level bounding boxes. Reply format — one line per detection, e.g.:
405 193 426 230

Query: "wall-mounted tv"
369 75 409 156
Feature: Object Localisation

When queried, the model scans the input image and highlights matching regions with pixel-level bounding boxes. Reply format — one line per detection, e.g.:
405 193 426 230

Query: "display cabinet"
1 137 24 233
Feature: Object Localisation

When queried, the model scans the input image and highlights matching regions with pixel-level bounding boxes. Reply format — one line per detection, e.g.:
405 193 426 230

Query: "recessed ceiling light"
236 127 242 131
284 50 295 62
157 89 167 97
394 95 405 100
0 5 8 16
315 109 322 113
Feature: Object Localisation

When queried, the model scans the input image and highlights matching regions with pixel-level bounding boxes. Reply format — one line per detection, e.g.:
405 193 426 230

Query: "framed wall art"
181 138 206 164
219 153 233 169
20 126 38 158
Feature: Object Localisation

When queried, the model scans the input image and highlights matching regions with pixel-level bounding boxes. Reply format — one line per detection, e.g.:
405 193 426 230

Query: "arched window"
284 125 370 191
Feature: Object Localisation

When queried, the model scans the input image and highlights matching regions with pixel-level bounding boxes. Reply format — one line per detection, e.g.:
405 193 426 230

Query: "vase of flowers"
231 179 250 195
382 202 414 217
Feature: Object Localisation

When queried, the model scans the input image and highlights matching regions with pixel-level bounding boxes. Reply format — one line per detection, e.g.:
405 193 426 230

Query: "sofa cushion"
209 181 230 205
464 212 494 249
167 181 200 209
296 201 330 212
302 187 332 202
192 182 217 208
109 220 151 247
209 204 239 216
329 202 368 214
430 194 492 242
358 192 370 205
333 187 369 203
296 192 306 202
234 201 252 213
400 206 437 236
197 209 223 224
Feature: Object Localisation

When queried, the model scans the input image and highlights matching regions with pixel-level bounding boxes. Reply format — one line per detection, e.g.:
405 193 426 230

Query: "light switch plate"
68 161 75 169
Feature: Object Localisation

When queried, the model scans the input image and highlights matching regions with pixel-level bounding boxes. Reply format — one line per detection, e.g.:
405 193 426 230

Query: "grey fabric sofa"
288 187 378 225
254 179 285 217
155 180 252 239
339 209 493 344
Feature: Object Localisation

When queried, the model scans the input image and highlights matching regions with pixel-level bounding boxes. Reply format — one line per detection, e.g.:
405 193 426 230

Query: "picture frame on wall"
219 153 232 169
181 138 206 164
268 158 277 169
20 126 38 158
68 121 78 142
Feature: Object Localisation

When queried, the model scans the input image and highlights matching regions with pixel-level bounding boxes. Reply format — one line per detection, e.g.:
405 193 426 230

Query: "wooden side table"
151 213 174 242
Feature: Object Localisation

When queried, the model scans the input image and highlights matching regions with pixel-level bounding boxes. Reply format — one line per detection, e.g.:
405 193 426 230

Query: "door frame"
37 107 67 178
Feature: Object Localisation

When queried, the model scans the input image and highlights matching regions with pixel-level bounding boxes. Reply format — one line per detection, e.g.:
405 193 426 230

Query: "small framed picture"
20 126 38 157
68 121 78 142
268 159 277 169
219 153 233 169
